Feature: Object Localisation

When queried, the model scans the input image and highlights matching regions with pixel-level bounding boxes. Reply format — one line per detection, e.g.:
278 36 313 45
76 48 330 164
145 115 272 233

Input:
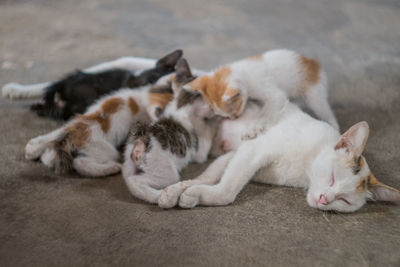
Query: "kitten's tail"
51 132 75 174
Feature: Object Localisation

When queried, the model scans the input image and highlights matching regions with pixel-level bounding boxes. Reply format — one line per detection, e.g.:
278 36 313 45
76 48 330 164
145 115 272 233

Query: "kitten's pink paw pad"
131 141 146 163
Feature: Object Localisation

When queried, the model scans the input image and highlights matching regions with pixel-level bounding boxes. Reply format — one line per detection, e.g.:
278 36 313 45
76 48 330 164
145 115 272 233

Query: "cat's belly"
252 160 309 189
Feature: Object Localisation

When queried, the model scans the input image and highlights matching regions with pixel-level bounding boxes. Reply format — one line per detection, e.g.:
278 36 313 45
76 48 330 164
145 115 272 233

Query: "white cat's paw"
2 83 24 99
158 185 180 209
25 139 45 160
241 126 265 141
179 187 200 208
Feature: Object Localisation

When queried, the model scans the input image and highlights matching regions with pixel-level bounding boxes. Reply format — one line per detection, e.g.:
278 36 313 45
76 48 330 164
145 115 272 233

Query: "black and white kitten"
31 50 182 120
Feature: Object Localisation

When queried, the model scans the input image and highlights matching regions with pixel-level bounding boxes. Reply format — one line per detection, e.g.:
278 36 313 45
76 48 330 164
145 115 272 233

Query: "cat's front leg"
158 152 234 208
241 87 288 141
179 138 271 208
2 82 50 100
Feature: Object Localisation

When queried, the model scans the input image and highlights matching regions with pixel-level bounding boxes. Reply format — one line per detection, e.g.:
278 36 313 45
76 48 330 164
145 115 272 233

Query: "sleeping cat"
179 49 340 134
122 58 218 204
24 84 173 177
159 96 400 212
29 50 182 120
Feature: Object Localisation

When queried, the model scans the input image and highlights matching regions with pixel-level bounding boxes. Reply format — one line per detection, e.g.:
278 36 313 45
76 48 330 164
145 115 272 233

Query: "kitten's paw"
25 138 46 160
179 187 200 208
158 183 185 209
131 140 146 164
241 126 265 141
2 83 24 99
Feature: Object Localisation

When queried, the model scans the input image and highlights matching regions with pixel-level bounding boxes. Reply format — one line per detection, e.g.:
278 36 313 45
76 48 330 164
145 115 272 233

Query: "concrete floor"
1 0 399 266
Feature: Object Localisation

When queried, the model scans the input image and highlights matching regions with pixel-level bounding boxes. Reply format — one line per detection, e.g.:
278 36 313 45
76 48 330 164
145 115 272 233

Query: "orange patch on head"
187 66 232 111
248 54 263 61
128 97 139 115
149 92 174 109
299 55 321 92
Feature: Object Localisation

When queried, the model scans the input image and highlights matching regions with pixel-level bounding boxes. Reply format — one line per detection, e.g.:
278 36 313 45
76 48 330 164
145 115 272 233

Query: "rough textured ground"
1 0 399 266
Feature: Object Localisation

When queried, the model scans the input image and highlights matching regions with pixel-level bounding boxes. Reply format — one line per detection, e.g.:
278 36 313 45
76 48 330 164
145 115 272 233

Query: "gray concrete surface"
1 0 399 266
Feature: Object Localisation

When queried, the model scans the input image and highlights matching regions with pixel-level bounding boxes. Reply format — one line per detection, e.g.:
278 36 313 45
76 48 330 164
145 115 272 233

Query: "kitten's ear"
368 174 400 201
335 121 370 157
156 50 183 70
175 58 196 84
172 58 197 94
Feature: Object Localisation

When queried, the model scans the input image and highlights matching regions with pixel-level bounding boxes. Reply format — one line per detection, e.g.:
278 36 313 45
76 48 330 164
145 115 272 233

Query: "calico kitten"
179 49 339 136
159 95 400 212
122 58 217 204
24 84 173 177
29 50 182 120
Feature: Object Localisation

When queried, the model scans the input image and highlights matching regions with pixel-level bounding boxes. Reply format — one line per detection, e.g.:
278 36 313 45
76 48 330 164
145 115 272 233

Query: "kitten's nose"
318 194 328 205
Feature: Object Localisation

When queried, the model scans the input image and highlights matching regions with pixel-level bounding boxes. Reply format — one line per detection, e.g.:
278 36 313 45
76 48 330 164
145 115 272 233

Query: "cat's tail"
51 132 75 174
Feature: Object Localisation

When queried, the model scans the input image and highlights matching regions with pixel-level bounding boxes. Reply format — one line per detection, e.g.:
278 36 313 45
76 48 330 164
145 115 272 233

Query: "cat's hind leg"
73 157 121 177
158 151 235 208
25 128 64 160
2 82 50 100
304 75 339 130
179 138 273 208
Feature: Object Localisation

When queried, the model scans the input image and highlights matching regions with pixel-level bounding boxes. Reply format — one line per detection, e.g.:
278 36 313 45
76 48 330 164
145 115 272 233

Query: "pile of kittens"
4 49 400 212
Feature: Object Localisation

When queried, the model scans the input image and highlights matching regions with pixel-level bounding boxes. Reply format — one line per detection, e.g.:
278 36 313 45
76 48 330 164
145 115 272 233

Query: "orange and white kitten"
181 49 339 135
24 84 173 177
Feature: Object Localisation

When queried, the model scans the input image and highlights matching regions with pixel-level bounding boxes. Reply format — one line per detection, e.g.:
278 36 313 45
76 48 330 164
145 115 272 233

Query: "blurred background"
1 1 399 266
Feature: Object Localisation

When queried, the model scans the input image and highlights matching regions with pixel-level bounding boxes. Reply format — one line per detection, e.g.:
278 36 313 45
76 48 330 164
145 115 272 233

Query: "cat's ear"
367 174 400 201
335 121 370 158
173 58 197 93
156 50 183 69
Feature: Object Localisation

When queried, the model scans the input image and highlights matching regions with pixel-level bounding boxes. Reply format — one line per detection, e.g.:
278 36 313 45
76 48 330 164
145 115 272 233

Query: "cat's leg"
158 152 235 208
123 174 167 204
25 128 64 160
73 157 121 177
83 57 157 73
2 82 50 100
179 138 272 208
304 81 339 130
242 86 289 140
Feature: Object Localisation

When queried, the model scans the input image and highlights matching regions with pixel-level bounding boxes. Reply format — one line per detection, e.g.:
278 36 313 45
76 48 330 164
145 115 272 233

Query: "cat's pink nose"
318 194 328 205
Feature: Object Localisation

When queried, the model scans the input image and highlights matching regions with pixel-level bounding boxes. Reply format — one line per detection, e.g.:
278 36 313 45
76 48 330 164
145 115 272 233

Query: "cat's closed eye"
336 196 351 205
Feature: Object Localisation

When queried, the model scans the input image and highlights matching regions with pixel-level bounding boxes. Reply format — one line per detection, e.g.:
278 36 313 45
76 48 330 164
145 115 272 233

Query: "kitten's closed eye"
336 196 351 205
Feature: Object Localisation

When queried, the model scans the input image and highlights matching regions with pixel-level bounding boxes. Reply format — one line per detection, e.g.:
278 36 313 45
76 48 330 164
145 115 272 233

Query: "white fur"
190 49 339 131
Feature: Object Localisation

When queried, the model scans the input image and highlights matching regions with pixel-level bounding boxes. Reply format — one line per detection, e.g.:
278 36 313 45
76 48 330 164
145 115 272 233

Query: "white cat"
121 58 218 203
159 96 400 212
180 49 339 133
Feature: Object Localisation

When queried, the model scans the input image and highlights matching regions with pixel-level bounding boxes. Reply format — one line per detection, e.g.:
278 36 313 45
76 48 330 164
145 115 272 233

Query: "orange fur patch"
299 55 321 92
65 121 90 149
187 66 232 111
167 73 176 84
128 97 139 115
149 92 174 109
78 97 124 133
